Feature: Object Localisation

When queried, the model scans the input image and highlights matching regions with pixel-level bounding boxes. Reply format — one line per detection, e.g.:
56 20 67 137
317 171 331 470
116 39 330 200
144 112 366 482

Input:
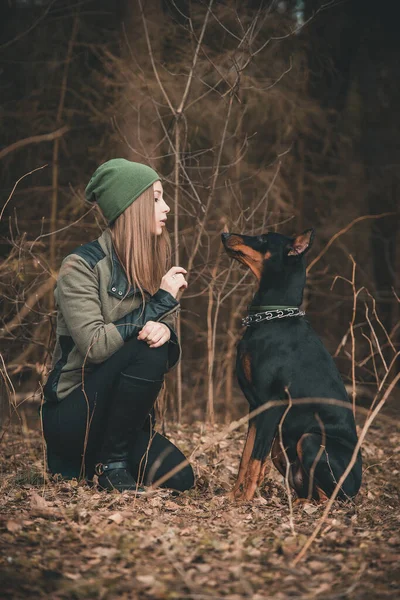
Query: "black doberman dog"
221 229 362 502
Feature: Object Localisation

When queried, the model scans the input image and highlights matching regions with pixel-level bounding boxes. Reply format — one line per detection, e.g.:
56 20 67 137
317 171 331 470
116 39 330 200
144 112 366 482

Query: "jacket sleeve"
160 311 181 370
114 289 181 370
56 254 179 365
113 289 179 340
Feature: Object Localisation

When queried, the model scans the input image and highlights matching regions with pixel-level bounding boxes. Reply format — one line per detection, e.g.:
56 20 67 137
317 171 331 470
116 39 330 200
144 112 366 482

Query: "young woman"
41 158 194 494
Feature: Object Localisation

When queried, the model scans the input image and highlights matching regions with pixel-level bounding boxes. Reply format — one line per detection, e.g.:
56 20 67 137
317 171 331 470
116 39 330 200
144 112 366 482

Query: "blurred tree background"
1 0 399 424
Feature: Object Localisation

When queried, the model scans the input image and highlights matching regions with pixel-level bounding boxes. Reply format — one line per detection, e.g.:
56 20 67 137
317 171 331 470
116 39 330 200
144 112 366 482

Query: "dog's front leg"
231 406 286 501
231 453 269 501
230 419 256 499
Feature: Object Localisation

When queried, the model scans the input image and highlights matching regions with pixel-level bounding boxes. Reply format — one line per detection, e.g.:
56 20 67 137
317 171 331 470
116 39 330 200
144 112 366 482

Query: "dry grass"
1 406 399 600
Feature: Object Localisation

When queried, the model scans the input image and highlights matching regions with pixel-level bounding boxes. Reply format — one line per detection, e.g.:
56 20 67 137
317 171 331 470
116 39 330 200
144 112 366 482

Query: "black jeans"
41 337 194 492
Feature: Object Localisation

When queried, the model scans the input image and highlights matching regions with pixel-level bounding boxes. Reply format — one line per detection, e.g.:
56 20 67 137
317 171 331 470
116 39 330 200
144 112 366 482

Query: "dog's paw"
229 485 256 502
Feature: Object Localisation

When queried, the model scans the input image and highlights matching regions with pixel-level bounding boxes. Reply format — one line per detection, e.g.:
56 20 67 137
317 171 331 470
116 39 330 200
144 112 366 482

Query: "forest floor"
0 405 399 600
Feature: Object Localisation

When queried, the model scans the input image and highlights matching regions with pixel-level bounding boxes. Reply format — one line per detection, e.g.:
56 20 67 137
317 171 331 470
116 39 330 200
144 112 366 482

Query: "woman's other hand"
138 321 171 348
160 266 188 299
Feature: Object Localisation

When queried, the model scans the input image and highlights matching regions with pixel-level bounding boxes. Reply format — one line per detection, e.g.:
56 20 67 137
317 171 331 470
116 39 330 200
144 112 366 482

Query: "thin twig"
0 166 48 223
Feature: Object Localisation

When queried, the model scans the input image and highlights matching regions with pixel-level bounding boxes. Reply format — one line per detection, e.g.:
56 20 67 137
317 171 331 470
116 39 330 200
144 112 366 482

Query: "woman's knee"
123 341 169 381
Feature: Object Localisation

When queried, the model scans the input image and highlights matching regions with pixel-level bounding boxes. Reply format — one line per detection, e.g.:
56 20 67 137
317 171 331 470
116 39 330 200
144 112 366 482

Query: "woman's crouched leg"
42 338 194 491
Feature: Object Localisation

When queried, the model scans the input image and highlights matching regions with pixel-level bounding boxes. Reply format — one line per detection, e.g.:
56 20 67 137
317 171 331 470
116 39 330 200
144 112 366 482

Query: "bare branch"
0 278 55 336
0 127 70 161
307 213 396 274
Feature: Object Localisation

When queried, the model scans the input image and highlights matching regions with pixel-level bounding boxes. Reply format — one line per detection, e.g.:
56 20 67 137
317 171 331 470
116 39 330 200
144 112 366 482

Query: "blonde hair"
110 186 171 303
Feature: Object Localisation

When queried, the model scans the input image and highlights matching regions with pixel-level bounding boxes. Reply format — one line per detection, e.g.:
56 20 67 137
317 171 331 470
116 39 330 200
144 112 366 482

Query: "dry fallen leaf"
137 575 156 587
92 546 117 559
308 560 326 572
164 501 180 511
196 564 212 573
30 492 50 511
108 512 123 525
6 520 22 533
1 419 399 600
29 492 59 517
64 572 81 580
303 503 319 515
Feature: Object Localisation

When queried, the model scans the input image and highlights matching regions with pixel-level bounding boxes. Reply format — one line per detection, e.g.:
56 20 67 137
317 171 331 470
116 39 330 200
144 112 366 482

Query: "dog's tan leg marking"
231 453 269 502
258 458 269 487
241 352 252 383
295 434 329 503
271 436 287 477
272 436 306 498
293 433 313 501
230 421 256 499
232 458 264 501
315 486 328 503
296 433 313 462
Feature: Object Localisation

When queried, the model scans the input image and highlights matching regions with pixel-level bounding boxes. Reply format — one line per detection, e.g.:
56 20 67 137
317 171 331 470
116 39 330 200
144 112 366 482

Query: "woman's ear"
288 228 315 256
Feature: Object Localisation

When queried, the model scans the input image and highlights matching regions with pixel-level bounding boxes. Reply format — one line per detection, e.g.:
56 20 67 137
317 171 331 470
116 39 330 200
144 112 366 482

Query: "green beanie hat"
85 158 159 224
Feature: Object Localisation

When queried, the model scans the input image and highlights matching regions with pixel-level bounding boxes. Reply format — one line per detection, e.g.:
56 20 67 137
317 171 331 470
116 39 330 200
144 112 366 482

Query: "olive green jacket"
43 229 180 401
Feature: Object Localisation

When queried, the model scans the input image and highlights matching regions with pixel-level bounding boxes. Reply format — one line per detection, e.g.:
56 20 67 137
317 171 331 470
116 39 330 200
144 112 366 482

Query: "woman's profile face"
153 181 170 235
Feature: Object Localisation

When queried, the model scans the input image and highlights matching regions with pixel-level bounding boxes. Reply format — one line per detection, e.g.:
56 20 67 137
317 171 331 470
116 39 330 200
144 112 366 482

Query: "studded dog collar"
242 306 305 327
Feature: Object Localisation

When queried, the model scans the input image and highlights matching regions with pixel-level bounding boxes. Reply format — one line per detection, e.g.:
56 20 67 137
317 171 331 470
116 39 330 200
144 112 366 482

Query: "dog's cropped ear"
288 229 315 256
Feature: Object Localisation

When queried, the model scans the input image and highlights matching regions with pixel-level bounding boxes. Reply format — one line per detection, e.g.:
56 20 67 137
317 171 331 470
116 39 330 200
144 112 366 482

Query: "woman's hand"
137 321 171 348
160 266 188 299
